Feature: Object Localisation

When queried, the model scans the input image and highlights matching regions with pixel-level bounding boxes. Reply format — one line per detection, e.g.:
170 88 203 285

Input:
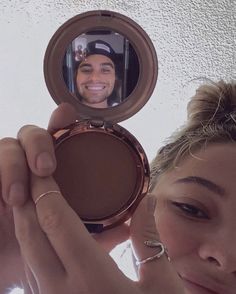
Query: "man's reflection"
75 40 118 108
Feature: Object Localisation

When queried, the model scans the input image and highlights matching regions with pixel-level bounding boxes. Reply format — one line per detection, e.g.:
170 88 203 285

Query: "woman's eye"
172 202 209 219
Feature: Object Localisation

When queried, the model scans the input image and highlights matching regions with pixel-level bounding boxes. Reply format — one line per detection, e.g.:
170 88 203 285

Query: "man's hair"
85 40 117 65
150 80 236 191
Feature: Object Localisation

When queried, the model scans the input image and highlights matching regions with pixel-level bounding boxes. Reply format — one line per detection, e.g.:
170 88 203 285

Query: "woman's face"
153 142 236 294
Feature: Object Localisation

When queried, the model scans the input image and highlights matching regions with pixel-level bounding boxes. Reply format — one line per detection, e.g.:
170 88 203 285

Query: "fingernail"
36 152 55 171
9 182 25 205
147 195 157 214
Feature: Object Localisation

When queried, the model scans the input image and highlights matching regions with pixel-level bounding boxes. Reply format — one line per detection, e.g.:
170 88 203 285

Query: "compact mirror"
44 10 158 232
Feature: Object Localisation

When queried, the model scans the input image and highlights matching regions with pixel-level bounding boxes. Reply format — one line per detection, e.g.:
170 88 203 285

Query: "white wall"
0 0 235 160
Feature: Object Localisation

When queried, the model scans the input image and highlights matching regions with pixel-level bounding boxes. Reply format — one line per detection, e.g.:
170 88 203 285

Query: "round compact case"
44 10 158 233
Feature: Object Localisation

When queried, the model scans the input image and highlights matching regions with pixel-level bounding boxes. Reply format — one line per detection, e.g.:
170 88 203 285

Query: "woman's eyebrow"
174 176 225 197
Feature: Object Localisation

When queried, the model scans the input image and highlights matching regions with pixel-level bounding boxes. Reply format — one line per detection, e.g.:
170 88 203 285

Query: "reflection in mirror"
63 30 139 108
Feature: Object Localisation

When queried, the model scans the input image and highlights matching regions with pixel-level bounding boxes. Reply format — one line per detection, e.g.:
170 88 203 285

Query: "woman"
149 80 236 293
1 80 236 293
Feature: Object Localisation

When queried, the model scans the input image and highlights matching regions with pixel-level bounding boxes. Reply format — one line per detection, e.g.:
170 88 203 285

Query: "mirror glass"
63 30 139 108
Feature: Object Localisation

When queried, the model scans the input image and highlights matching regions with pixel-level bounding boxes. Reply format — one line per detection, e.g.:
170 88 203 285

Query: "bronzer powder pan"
44 10 158 232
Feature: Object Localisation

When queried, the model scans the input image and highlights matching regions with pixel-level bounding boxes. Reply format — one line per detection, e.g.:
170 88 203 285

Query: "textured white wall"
0 0 235 160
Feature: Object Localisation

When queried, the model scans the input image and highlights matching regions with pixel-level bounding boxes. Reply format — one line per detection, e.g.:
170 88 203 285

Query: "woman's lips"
181 277 220 294
181 278 217 294
179 270 233 294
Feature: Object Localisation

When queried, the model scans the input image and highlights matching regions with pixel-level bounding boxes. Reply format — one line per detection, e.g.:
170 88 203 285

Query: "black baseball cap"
86 40 117 65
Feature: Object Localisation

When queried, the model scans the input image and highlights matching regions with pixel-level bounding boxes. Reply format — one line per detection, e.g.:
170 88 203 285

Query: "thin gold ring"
34 190 61 205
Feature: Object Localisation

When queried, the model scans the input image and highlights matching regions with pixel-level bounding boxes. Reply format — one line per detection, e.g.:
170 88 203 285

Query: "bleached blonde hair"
150 80 236 191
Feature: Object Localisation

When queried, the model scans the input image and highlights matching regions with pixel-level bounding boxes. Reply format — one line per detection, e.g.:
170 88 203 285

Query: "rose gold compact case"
44 10 158 232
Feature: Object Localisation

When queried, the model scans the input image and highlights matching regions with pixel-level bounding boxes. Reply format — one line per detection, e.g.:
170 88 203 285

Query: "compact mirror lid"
44 10 158 123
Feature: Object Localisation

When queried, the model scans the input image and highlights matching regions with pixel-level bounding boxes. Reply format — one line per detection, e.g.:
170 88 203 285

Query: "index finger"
16 103 78 177
30 174 99 272
29 175 136 293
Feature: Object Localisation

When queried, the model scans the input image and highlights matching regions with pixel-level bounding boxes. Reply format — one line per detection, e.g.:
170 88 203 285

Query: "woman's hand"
0 103 80 292
0 103 78 209
0 102 128 251
13 173 184 294
0 102 129 292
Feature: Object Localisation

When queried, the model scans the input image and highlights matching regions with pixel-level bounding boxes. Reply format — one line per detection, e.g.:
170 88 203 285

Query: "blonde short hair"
150 80 236 191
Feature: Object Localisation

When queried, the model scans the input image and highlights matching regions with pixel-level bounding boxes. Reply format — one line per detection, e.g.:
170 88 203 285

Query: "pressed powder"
54 131 140 220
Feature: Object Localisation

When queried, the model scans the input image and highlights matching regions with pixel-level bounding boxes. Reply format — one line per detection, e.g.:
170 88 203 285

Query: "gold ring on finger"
34 190 61 205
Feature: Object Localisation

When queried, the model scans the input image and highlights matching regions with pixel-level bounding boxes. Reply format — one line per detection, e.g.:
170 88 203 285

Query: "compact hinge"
90 120 104 128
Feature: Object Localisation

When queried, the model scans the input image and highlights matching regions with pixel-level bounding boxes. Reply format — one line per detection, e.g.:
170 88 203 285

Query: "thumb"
47 103 79 134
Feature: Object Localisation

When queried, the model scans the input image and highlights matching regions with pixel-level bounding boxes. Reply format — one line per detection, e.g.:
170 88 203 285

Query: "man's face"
76 54 116 108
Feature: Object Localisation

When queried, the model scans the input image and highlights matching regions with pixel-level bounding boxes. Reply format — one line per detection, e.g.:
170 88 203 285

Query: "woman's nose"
198 230 236 274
